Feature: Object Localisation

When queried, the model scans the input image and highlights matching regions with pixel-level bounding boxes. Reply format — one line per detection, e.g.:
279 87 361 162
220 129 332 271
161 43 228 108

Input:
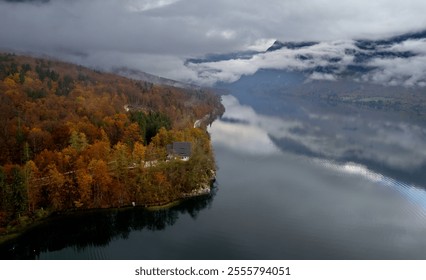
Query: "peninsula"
0 53 224 241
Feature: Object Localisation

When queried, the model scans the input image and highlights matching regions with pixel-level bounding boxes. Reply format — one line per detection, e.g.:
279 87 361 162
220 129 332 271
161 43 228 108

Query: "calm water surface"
2 84 426 259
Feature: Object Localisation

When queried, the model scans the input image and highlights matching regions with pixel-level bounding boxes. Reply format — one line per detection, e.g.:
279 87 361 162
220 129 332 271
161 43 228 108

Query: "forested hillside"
0 53 223 233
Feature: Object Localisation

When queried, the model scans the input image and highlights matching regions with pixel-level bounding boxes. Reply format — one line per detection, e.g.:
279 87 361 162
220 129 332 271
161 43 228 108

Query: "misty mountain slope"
112 67 200 90
186 29 426 87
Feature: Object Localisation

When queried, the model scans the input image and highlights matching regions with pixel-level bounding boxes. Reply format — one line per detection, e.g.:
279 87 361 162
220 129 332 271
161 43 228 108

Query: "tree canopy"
0 53 223 231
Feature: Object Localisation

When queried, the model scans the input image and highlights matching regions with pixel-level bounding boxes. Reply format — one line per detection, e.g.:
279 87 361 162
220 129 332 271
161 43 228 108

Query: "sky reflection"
211 94 426 211
212 94 426 181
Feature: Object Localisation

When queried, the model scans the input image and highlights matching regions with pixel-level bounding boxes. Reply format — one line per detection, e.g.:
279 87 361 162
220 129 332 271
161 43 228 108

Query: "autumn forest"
0 53 224 234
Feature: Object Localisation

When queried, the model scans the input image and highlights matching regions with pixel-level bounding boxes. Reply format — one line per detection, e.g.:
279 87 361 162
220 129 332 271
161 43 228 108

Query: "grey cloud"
1 0 426 81
1 0 49 3
188 36 426 87
186 40 357 85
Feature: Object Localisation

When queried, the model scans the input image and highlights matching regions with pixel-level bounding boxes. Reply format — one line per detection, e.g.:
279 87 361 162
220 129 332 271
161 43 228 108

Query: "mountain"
187 29 426 87
266 40 318 52
112 67 200 90
355 29 426 50
185 50 259 64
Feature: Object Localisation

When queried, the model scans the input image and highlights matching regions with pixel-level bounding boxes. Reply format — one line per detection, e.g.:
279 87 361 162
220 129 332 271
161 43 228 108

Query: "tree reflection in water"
0 185 217 260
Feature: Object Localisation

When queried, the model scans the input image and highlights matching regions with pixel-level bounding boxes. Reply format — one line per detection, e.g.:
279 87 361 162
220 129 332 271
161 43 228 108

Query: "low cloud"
359 39 426 87
186 40 356 85
1 0 426 85
187 37 426 87
308 72 336 81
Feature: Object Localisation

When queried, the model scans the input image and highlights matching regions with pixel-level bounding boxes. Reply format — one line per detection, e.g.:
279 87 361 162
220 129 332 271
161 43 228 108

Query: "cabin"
167 142 192 161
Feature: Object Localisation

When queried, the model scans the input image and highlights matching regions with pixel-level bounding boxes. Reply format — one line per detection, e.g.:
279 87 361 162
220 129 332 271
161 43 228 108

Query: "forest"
0 53 224 235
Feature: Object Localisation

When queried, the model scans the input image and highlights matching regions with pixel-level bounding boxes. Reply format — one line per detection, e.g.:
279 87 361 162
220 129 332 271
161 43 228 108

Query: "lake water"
2 76 426 259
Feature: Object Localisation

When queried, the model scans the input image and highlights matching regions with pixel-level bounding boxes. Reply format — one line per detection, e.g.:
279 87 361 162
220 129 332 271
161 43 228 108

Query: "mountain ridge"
112 67 200 90
187 29 426 87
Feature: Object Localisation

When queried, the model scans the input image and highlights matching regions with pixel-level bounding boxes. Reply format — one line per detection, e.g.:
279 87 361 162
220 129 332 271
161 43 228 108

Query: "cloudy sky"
1 0 426 85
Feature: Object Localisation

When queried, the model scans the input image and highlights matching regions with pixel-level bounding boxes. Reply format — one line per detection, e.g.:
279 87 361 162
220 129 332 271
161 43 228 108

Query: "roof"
167 142 191 158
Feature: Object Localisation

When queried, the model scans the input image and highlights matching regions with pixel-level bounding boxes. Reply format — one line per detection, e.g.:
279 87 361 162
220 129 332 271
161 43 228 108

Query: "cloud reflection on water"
212 95 426 172
211 94 426 194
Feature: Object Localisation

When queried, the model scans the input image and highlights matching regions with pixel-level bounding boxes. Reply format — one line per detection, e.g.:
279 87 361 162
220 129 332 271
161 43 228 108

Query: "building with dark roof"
166 142 192 161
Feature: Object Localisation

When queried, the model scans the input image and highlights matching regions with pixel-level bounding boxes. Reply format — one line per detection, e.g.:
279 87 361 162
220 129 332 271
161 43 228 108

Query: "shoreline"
0 178 215 246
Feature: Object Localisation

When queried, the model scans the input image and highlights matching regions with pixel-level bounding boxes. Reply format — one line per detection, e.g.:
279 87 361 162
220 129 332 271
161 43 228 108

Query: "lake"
2 74 426 259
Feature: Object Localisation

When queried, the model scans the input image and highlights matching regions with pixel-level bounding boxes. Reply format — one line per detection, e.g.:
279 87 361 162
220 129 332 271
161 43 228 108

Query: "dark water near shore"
2 73 426 259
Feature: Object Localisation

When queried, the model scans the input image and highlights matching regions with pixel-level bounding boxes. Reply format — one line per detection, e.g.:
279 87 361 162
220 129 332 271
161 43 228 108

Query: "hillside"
0 53 224 234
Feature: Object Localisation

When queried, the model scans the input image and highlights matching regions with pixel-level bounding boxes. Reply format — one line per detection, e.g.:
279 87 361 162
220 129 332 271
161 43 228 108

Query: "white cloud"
308 72 336 81
363 56 426 87
246 38 276 51
186 40 357 85
389 39 426 55
126 0 182 12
